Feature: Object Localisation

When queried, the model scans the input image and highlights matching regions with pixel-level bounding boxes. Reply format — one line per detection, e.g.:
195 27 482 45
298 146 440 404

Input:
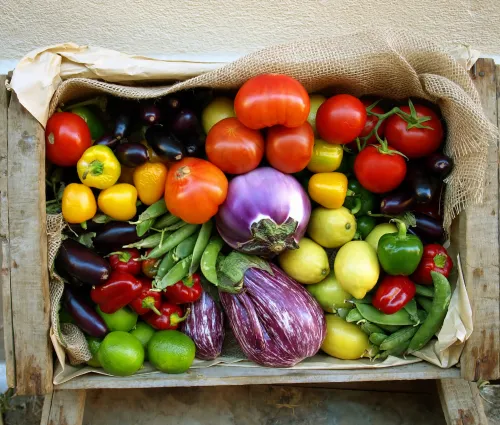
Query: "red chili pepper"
107 248 141 276
144 302 189 330
142 248 159 278
164 273 203 304
90 270 142 314
411 243 453 285
129 277 162 316
372 275 416 314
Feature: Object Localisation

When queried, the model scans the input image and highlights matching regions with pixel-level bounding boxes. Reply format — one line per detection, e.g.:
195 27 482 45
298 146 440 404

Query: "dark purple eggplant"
93 222 141 253
145 125 185 162
380 191 415 215
115 142 149 167
406 164 438 204
141 104 161 125
412 212 444 242
55 239 110 286
425 152 453 179
94 134 119 149
171 108 204 139
162 96 182 115
63 286 108 338
114 113 132 140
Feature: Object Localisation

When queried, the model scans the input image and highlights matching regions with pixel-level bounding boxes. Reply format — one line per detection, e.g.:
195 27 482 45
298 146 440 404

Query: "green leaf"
76 232 96 248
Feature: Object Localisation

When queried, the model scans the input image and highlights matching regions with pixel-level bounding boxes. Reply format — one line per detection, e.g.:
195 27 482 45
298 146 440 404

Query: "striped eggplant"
181 291 224 360
220 263 326 367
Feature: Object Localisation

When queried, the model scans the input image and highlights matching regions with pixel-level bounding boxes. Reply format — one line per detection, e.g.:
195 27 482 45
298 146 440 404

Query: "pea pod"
132 199 168 224
346 308 364 323
369 333 387 346
415 285 435 298
154 213 181 229
363 344 380 359
355 294 373 304
408 271 451 353
403 299 419 323
200 236 224 285
379 326 419 351
136 217 155 237
123 232 165 249
416 296 433 313
156 251 177 280
155 255 193 290
355 303 415 326
173 234 199 261
336 308 351 320
360 322 386 336
145 224 200 259
189 221 214 275
156 220 188 232
376 339 411 361
378 324 402 333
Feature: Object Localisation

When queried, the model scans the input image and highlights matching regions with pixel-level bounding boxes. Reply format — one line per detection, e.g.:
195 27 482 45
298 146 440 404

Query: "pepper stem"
170 308 190 325
141 297 161 316
82 160 104 180
182 275 194 288
106 251 132 263
349 197 362 215
391 218 408 239
433 253 447 268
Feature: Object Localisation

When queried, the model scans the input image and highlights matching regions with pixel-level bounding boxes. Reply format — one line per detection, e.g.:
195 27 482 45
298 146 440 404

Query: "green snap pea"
154 213 182 229
173 234 199 261
360 322 386 336
136 217 155 237
377 324 402 333
156 251 177 280
123 232 164 249
133 199 169 224
403 299 419 323
415 285 435 298
355 303 415 326
346 308 364 323
189 221 214 275
379 326 419 351
376 339 411 361
417 309 428 322
155 220 187 232
369 333 388 346
155 255 193 290
408 271 451 353
364 345 379 359
145 224 200 259
416 296 433 313
200 236 224 285
336 308 351 320
355 294 373 304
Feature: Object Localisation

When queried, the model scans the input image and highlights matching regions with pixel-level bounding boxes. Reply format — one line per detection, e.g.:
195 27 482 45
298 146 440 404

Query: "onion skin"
216 167 311 257
220 264 326 367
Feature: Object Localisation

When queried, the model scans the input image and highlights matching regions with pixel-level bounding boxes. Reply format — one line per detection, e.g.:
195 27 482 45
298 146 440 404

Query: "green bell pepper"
355 215 377 240
343 178 377 216
377 219 423 276
70 106 106 140
336 152 356 175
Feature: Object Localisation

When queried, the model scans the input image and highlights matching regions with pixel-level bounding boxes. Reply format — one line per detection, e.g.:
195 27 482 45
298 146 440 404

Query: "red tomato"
316 94 367 144
165 158 228 224
359 99 387 144
45 112 92 166
234 74 310 129
385 104 444 158
373 275 416 314
266 122 314 174
205 117 264 174
354 145 407 193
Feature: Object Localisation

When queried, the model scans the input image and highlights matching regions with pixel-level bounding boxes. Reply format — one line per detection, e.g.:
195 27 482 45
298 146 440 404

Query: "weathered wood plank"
438 379 489 425
458 58 500 381
7 93 52 395
57 362 460 390
0 75 15 388
40 390 86 425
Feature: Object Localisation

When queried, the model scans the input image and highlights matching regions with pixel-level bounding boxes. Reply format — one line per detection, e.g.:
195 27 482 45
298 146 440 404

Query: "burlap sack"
47 31 496 367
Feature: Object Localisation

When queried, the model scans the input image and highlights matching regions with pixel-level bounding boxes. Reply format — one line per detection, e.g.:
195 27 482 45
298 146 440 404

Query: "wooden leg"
438 379 489 425
40 389 86 425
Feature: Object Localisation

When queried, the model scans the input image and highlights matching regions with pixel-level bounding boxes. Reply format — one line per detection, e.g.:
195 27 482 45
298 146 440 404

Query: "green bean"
200 236 224 285
379 326 419 351
403 299 419 323
369 333 388 346
123 232 164 249
132 199 168 224
145 224 200 259
376 340 411 361
346 308 364 323
156 255 193 290
408 271 451 353
336 308 351 320
415 285 434 298
156 251 177 280
136 217 155 237
355 303 415 326
173 234 199 261
377 324 402 333
154 213 181 229
416 296 433 313
189 221 214 275
360 322 386 336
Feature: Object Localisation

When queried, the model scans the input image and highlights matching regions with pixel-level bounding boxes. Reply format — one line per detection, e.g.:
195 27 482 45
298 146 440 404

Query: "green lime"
96 306 138 332
98 331 144 376
86 337 102 368
148 330 195 374
130 322 156 359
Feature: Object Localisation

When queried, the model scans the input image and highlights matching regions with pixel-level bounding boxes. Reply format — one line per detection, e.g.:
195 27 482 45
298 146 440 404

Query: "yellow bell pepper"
77 145 121 189
308 172 350 209
307 140 343 173
98 184 137 221
61 183 97 224
133 162 168 205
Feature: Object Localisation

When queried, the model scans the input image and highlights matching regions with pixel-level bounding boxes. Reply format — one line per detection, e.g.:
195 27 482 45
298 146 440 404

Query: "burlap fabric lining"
47 30 497 364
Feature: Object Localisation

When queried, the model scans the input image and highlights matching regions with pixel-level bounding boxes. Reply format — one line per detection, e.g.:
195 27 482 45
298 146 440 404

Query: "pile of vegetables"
47 73 455 375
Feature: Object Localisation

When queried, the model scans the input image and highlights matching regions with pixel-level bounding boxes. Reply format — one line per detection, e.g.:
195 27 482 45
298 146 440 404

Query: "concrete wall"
1 0 500 71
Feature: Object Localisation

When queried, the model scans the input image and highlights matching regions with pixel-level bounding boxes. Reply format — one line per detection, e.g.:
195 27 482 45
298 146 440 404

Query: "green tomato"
307 94 326 136
321 315 370 360
306 272 353 313
201 97 236 134
70 106 105 140
96 306 138 332
365 223 398 252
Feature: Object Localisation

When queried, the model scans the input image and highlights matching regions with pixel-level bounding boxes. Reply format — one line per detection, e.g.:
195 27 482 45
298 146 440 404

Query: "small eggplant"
406 164 438 204
94 134 119 149
63 286 108 338
171 108 204 140
425 152 453 179
115 142 149 167
380 191 415 215
184 134 206 158
141 103 162 125
55 239 110 286
114 113 132 140
145 125 186 162
162 96 182 116
412 212 444 242
93 222 141 254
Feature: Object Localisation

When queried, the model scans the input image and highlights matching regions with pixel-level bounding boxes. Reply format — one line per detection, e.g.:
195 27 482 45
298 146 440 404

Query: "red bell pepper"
90 270 142 314
164 273 203 304
141 248 159 278
411 244 453 285
129 277 162 316
372 275 416 314
144 302 189 330
107 248 141 276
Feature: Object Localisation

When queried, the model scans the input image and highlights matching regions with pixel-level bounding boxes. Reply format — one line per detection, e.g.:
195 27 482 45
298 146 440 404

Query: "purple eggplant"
145 125 185 162
380 190 415 215
181 291 224 360
94 134 119 149
171 108 204 140
412 212 444 242
406 163 438 204
425 152 453 179
115 142 149 167
63 286 108 338
93 222 140 254
220 263 326 367
140 103 161 125
55 239 110 286
114 113 131 140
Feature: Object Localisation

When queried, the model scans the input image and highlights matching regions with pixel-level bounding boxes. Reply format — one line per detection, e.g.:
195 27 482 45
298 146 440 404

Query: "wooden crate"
1 59 498 400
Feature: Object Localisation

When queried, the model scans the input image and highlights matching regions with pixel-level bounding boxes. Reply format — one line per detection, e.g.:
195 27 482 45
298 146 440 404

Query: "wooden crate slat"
41 390 86 425
7 92 53 395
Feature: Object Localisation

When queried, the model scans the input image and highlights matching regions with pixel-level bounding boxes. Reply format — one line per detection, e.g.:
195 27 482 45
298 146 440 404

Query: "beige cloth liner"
10 30 492 384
